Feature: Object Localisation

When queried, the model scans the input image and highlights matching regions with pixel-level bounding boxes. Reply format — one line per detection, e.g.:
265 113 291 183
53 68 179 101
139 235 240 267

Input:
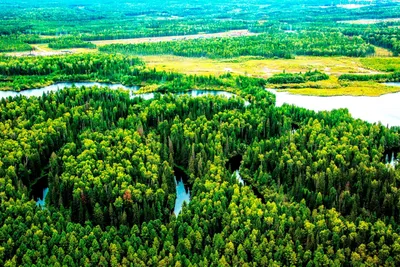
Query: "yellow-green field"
141 55 385 77
283 82 400 96
141 55 400 96
360 57 400 72
370 46 393 57
5 44 400 96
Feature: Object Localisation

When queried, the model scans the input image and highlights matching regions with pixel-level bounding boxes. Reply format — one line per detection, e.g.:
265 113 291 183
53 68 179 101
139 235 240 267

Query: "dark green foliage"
343 27 400 56
339 72 400 82
100 31 375 58
0 53 268 91
0 78 400 266
0 36 32 52
267 70 329 84
0 53 143 90
48 37 96 49
1 0 400 266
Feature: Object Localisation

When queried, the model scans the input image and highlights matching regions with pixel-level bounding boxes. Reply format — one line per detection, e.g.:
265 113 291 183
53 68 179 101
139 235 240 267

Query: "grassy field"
4 44 399 96
142 55 400 96
283 82 400 96
360 57 400 72
142 55 385 77
5 43 97 57
370 46 393 57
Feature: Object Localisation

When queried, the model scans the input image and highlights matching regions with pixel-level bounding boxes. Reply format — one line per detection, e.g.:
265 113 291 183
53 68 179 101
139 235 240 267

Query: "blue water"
36 187 49 208
385 82 400 87
0 82 249 105
174 177 190 216
0 82 139 99
0 82 248 213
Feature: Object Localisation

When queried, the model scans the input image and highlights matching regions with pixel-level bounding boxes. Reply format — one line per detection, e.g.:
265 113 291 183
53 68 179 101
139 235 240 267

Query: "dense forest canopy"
99 32 375 58
1 0 400 266
1 0 400 52
0 79 400 266
0 52 400 265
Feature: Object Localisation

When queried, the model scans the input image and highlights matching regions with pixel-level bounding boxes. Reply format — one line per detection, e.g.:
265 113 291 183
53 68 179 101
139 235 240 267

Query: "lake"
267 84 400 126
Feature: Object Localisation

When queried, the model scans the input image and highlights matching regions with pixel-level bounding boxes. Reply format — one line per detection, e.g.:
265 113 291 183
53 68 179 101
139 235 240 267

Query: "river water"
267 83 400 126
173 168 191 216
0 82 139 98
3 81 398 126
7 82 396 206
0 82 247 103
12 82 246 208
36 188 48 208
174 178 190 216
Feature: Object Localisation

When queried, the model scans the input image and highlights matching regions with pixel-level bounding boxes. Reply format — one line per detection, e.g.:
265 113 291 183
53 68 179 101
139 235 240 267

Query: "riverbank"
273 80 400 97
282 84 400 96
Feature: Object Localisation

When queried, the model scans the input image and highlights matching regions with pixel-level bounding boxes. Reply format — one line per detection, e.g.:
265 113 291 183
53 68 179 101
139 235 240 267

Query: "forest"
0 52 399 265
0 36 32 53
339 72 400 82
343 27 400 56
99 32 375 58
1 0 400 54
48 37 96 50
267 70 329 84
0 53 268 92
1 0 400 266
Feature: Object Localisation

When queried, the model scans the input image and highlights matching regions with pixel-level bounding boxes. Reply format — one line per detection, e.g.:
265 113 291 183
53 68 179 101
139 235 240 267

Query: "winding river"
267 83 400 127
17 82 246 209
0 82 246 103
0 82 138 99
6 82 397 208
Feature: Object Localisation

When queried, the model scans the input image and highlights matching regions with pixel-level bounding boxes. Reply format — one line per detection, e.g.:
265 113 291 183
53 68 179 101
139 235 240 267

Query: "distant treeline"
99 31 375 58
339 72 400 82
0 53 266 91
0 35 32 52
48 37 96 49
343 27 400 56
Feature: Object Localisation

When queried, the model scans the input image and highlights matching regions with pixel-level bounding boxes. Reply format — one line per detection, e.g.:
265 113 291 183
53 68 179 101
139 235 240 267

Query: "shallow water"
0 82 248 105
0 82 139 99
336 4 369 9
174 176 190 216
385 82 400 87
36 187 48 207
